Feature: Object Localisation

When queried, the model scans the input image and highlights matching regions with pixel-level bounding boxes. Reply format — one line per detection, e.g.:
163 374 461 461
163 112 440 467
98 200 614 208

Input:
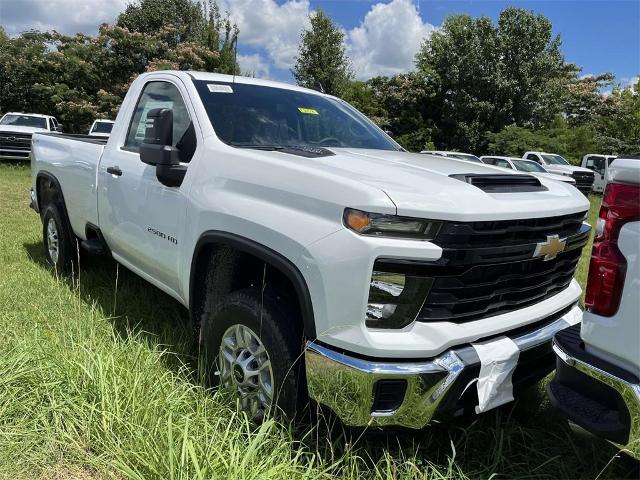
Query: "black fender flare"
36 170 67 213
189 231 317 339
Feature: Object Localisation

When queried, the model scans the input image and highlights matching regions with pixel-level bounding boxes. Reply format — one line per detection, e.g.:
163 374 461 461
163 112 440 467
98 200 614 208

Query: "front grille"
0 131 32 157
572 171 594 191
376 211 590 324
418 248 582 322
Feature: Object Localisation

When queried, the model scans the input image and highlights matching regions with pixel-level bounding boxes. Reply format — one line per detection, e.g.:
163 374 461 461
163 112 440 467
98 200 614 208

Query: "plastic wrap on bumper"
305 303 582 429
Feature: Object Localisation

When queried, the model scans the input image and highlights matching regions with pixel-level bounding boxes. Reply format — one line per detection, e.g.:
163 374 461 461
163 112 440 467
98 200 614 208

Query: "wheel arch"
189 231 317 339
35 170 68 217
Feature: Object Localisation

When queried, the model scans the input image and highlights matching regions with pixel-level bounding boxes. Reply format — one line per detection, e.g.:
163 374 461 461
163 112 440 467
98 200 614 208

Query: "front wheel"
199 288 305 422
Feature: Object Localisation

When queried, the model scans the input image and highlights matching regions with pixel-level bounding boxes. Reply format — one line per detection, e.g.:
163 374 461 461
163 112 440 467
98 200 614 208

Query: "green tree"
415 7 571 153
117 0 204 45
292 9 352 96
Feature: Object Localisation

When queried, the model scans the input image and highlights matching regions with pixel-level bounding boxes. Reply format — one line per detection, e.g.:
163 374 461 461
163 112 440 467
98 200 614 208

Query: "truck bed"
32 132 106 238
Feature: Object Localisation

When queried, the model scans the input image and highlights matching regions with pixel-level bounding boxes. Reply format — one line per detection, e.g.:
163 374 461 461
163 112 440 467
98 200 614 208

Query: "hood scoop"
450 174 547 193
279 145 335 158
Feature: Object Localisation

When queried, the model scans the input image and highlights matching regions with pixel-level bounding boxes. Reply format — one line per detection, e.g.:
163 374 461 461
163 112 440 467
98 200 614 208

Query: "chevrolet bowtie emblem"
534 234 566 261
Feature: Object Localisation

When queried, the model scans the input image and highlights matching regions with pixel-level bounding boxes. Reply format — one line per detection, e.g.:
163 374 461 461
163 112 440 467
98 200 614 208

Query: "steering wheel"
316 137 342 147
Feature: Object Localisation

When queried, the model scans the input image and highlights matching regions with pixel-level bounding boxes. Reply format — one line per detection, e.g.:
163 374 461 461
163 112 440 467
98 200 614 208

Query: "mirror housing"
139 108 187 187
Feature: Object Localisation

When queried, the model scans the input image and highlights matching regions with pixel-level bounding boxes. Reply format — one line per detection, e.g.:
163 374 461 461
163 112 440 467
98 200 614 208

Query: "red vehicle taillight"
585 182 640 316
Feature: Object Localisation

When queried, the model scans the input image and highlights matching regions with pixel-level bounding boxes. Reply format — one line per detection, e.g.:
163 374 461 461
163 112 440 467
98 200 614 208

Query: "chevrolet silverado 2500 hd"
549 156 640 459
31 71 591 427
0 112 62 160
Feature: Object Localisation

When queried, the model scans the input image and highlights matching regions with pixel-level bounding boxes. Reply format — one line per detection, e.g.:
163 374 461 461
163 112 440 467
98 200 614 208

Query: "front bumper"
305 302 581 429
549 325 640 459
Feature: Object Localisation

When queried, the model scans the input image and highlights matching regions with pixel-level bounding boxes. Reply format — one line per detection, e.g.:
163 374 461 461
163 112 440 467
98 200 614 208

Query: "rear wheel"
42 203 76 273
199 288 305 422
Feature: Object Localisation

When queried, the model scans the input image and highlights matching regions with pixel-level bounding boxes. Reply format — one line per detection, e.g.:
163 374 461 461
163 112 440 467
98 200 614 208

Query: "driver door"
98 78 197 298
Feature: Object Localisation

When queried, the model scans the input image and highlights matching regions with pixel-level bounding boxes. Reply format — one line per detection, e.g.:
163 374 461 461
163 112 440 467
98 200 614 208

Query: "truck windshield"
513 160 547 173
193 80 399 151
0 114 47 129
91 122 113 134
541 154 570 165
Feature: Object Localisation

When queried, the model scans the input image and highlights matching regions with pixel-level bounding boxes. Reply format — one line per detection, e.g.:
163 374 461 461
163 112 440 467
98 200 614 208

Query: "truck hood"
535 171 576 183
286 148 590 221
543 163 593 174
0 125 48 134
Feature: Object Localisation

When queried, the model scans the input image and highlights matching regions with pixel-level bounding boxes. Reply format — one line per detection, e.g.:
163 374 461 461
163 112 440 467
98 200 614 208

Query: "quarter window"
125 81 196 162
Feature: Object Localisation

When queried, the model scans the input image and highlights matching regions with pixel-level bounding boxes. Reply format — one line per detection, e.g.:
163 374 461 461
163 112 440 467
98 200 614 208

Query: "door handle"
107 166 122 177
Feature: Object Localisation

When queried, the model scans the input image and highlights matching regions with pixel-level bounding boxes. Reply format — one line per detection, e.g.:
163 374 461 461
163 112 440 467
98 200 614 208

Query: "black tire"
42 203 77 273
199 288 306 421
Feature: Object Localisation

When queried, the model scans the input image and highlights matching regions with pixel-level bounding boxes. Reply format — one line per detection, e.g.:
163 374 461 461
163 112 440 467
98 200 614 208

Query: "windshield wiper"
229 143 335 158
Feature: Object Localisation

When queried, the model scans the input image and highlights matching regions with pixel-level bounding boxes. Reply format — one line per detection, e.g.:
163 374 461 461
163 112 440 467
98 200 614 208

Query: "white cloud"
347 0 436 79
222 0 311 70
622 75 638 92
0 0 127 36
0 0 437 81
237 53 270 78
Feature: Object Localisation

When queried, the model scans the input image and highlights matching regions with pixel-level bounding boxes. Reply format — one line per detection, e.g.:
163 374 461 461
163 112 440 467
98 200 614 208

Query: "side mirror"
55 125 64 133
140 108 186 187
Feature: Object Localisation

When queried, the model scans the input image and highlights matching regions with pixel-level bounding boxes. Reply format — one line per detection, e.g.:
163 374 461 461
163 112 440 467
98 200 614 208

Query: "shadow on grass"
23 241 194 372
22 240 637 479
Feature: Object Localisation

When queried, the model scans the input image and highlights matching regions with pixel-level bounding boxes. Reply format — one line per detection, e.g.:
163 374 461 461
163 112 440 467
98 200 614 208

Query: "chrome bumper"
305 303 582 429
553 341 640 459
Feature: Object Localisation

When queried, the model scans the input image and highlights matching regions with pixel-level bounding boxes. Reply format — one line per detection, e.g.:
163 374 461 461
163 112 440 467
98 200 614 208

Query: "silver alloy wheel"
46 217 59 265
218 324 274 420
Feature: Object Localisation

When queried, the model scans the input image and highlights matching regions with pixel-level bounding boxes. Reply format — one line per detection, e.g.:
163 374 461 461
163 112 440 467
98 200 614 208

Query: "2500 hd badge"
147 226 177 245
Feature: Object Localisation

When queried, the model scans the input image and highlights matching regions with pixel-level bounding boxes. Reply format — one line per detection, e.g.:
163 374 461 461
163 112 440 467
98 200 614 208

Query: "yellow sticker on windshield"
298 107 319 115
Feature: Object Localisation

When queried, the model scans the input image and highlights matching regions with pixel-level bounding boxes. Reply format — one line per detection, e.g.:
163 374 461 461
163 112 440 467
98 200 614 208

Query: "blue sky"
2 0 638 87
267 0 639 84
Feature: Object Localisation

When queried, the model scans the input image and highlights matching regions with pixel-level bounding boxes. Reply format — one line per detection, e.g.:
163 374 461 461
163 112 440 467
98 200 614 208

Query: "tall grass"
0 163 634 479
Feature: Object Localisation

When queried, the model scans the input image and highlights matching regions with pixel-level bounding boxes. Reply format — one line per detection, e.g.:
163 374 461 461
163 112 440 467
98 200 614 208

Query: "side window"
483 158 497 165
125 81 196 163
592 156 605 174
495 159 511 169
527 154 540 163
48 118 55 130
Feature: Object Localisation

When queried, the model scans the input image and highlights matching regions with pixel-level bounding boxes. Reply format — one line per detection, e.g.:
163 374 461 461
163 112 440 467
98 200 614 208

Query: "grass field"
0 163 635 479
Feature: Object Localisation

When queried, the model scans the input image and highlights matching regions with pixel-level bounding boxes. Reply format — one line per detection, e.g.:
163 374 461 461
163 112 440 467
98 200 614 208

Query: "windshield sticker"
298 107 319 115
207 84 233 93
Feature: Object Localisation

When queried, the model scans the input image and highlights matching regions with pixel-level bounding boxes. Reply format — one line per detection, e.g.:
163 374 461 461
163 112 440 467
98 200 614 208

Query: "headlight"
366 270 432 329
560 171 574 177
344 208 441 240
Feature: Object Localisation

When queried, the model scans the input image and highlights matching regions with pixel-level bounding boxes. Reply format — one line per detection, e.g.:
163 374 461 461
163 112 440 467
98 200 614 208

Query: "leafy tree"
117 0 204 45
292 9 352 96
366 73 435 151
415 7 570 153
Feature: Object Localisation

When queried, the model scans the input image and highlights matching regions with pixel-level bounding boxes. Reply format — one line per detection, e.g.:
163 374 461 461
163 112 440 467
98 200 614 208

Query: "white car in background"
420 150 483 163
549 156 640 459
580 154 617 193
88 119 115 138
0 112 62 161
523 151 594 195
480 156 577 187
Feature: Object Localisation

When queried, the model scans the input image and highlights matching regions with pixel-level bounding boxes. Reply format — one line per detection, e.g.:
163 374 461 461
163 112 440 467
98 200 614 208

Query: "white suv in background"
549 156 640 459
88 119 115 137
523 151 595 195
581 154 617 193
480 156 577 187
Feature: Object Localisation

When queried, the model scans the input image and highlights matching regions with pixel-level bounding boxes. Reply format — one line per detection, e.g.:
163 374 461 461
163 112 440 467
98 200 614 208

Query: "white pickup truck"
549 156 640 459
0 112 62 160
523 151 595 195
31 70 591 427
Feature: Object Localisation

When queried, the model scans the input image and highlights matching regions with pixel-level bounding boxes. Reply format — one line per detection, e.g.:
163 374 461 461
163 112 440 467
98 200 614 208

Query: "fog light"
366 271 432 329
372 379 407 413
